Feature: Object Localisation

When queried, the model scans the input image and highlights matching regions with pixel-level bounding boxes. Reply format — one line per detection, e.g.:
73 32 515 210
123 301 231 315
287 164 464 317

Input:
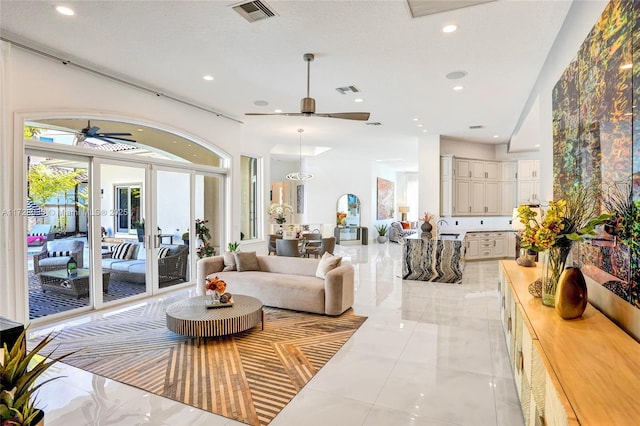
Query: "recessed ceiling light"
453 85 464 91
442 24 458 33
493 134 499 138
274 109 282 113
55 5 75 16
137 128 144 132
417 124 423 128
254 100 269 106
172 141 177 144
354 98 364 103
203 75 214 81
412 118 419 121
620 63 633 70
187 144 192 147
423 130 428 133
535 144 541 147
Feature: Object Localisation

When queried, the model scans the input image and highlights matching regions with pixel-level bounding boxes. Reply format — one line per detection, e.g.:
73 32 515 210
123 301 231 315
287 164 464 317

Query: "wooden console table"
499 260 640 426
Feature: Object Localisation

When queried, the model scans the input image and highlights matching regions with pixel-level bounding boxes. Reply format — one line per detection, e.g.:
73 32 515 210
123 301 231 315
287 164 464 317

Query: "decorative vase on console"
540 244 571 307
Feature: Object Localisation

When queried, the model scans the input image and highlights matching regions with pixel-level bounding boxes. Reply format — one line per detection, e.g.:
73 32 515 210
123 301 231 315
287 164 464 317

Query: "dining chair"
267 234 280 256
306 237 336 258
276 238 303 257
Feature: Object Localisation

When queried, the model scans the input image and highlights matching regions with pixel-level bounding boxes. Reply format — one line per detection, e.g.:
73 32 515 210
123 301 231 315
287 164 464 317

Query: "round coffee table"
166 295 263 346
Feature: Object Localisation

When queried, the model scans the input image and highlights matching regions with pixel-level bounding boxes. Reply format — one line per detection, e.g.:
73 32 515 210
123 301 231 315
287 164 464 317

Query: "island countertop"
402 234 464 283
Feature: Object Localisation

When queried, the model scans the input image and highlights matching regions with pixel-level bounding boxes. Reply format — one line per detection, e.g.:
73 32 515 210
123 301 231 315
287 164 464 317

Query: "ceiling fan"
76 120 136 143
245 53 371 121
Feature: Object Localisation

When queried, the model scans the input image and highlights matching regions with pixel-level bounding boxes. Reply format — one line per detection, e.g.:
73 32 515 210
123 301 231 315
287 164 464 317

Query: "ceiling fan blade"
101 136 137 143
315 112 371 121
245 112 307 117
97 132 133 137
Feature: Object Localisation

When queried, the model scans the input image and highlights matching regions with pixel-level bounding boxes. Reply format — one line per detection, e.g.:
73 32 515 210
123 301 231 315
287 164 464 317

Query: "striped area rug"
37 300 366 425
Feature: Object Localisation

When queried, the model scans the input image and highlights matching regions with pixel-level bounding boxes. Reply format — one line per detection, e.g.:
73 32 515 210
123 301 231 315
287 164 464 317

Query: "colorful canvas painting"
552 0 639 309
376 177 394 220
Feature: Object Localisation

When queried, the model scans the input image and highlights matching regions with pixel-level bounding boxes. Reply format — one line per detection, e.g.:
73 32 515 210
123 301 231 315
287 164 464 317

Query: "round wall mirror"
336 194 360 227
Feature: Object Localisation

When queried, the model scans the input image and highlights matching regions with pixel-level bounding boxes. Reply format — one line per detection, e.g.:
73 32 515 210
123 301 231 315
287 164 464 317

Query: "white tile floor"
31 243 524 426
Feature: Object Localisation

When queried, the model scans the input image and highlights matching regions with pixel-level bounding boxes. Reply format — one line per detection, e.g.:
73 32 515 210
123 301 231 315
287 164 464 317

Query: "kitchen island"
402 232 465 283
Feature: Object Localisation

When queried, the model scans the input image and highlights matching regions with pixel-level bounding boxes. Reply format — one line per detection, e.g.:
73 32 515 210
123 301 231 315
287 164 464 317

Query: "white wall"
418 134 441 220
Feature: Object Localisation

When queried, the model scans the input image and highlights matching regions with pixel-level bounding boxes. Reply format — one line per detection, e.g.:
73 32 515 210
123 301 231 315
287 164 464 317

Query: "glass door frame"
25 148 97 317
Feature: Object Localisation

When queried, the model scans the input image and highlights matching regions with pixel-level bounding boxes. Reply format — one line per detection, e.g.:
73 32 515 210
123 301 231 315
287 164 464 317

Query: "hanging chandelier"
286 128 314 181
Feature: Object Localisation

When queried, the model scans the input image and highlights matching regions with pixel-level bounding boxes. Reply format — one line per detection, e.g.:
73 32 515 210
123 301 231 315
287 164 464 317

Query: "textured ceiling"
0 0 574 171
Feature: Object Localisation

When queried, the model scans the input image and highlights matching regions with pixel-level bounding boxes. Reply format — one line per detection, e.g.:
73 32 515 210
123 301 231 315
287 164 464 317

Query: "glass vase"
541 245 571 307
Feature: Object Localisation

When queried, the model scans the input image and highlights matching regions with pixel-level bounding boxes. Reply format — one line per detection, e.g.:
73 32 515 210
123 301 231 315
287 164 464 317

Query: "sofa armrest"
196 256 225 292
324 263 355 316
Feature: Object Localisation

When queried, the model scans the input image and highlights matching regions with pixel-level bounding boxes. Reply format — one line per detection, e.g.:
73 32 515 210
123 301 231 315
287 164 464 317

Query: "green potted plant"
181 232 189 245
375 224 388 243
1 328 73 426
227 241 239 252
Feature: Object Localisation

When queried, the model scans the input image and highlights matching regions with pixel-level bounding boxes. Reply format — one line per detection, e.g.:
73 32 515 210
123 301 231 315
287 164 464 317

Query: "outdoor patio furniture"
27 224 54 247
38 268 110 298
33 239 84 274
102 242 188 284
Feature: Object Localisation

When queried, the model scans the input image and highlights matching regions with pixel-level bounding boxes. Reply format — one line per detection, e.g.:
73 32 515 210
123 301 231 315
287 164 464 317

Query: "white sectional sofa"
196 253 354 316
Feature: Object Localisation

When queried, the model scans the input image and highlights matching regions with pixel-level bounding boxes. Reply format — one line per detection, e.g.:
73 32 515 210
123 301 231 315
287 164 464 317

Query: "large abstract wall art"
552 0 639 309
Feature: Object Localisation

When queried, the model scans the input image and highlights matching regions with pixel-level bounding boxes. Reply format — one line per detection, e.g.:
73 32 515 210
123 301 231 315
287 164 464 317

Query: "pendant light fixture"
286 128 313 181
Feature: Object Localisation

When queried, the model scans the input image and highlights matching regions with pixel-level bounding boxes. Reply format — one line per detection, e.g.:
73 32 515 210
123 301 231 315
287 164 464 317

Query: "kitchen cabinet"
517 160 540 205
440 156 453 216
455 158 499 180
502 161 517 181
502 181 517 215
464 231 507 260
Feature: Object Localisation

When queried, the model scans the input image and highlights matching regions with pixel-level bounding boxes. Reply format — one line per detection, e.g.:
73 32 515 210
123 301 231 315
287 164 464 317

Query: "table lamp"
399 206 410 221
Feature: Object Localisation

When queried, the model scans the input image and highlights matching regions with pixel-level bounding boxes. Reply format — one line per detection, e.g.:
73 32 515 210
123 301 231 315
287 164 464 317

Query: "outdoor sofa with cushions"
102 242 188 284
27 224 54 247
34 239 84 274
196 252 354 316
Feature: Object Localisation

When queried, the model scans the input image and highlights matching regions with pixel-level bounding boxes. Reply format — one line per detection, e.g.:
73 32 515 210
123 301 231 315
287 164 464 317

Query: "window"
240 156 259 240
115 185 141 234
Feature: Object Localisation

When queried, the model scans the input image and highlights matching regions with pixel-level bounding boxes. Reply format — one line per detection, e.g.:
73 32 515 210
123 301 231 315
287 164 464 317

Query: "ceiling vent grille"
232 0 277 23
406 0 495 18
469 125 484 129
366 122 382 126
336 85 361 95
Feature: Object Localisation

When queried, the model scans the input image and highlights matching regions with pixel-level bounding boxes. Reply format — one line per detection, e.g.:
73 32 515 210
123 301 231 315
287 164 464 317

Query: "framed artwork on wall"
376 177 394 220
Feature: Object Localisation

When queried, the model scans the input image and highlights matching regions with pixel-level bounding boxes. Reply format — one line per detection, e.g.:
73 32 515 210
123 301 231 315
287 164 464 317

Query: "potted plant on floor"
181 232 189 246
1 328 72 426
375 224 388 243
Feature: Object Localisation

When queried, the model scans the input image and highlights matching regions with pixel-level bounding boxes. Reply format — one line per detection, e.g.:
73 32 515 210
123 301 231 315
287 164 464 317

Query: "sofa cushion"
48 250 71 257
39 256 72 267
158 246 170 259
211 271 326 314
315 252 342 279
112 242 135 260
110 260 145 273
223 251 237 271
102 258 127 269
234 251 260 272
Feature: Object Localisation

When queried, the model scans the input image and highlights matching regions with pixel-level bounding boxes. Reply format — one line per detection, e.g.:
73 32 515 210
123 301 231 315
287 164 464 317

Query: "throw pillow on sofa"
112 242 135 260
158 246 170 259
315 252 342 279
222 251 237 271
234 251 261 272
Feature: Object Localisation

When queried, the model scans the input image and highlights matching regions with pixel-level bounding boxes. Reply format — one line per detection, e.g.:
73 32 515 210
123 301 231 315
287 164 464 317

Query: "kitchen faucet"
437 219 449 235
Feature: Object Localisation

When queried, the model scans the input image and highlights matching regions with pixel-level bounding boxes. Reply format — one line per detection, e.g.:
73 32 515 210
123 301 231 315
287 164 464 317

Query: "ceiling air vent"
469 125 484 129
232 0 277 23
336 86 361 95
407 0 496 18
366 122 382 126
